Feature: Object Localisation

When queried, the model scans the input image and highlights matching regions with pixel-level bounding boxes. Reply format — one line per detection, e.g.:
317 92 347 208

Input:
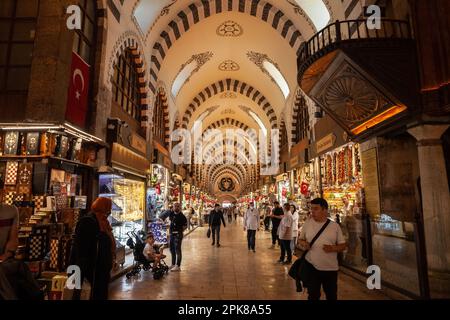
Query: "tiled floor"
109 218 391 300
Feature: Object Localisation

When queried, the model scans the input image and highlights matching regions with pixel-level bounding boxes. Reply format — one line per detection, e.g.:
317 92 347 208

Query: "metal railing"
298 19 413 76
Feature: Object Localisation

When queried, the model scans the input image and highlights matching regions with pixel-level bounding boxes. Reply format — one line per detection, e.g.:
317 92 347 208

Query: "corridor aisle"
109 220 390 300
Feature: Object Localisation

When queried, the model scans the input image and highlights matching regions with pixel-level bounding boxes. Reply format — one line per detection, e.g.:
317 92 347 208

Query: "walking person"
72 197 116 300
298 198 347 300
160 202 187 271
227 208 233 224
268 201 284 248
243 202 260 252
209 204 226 247
291 204 299 253
233 206 238 221
264 203 271 231
277 203 293 265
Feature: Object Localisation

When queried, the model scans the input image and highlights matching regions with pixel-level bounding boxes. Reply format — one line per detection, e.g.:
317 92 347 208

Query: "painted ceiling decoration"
219 60 240 71
221 108 236 115
220 92 237 99
133 0 178 36
148 0 304 93
171 51 214 98
247 51 290 99
181 79 278 130
216 20 244 37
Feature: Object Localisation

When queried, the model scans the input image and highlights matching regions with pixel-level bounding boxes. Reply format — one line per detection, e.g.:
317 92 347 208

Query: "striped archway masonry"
211 165 257 188
108 32 149 128
208 161 258 185
291 88 305 144
212 169 243 187
206 164 250 190
149 0 304 94
182 79 278 130
155 87 171 146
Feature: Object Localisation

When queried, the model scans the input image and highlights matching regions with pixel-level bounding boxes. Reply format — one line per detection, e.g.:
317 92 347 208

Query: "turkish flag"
300 182 309 195
66 52 90 127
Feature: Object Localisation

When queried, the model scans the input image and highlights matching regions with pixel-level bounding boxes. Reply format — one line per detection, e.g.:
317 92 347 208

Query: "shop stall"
146 164 169 222
275 173 290 205
0 123 104 294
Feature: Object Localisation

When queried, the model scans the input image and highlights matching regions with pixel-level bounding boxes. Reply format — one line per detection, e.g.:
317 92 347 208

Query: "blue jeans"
280 239 292 262
169 233 183 266
247 230 256 250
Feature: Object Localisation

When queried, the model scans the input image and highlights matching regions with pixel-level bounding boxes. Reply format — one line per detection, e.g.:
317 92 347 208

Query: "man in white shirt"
244 202 260 252
277 203 293 264
299 198 347 300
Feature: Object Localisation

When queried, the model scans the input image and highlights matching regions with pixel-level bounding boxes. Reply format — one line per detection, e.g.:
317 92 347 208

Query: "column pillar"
408 124 450 296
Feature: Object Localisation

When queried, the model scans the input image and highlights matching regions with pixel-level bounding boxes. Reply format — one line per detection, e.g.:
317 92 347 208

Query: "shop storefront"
275 173 290 205
146 164 170 222
104 119 150 251
0 122 104 282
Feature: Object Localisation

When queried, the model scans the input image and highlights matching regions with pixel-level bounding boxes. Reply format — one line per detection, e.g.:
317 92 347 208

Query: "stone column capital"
407 124 450 142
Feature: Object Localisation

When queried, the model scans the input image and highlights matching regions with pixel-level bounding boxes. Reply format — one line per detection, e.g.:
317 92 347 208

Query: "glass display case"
99 173 145 246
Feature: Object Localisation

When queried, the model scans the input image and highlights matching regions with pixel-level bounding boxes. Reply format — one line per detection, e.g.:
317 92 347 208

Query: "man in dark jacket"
209 204 226 247
160 202 187 271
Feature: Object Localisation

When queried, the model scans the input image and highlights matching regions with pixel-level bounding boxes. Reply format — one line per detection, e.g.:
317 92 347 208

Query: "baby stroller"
125 230 169 280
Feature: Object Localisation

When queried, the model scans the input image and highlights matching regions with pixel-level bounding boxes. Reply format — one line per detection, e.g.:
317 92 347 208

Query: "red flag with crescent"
66 52 90 127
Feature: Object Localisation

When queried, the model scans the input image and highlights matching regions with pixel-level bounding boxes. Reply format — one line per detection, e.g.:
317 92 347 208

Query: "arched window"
72 0 96 64
0 0 40 92
152 89 166 146
295 95 310 143
111 48 141 121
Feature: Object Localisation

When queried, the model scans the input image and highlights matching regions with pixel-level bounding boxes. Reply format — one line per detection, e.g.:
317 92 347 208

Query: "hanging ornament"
300 182 309 195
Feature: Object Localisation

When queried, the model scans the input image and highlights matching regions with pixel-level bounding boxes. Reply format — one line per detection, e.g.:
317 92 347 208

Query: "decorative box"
3 131 19 155
5 161 19 185
26 132 40 155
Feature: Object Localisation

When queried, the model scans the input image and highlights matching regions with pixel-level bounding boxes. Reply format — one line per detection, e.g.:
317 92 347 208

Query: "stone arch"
108 31 149 128
148 0 305 93
182 79 277 130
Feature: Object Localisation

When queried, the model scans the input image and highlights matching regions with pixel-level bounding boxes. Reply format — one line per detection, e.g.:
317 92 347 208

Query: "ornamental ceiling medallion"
216 21 244 37
219 60 240 71
219 177 235 192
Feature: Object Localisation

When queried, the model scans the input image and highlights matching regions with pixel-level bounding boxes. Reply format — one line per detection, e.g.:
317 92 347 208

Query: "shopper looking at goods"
160 202 187 272
268 201 284 248
209 204 226 247
299 198 347 300
277 203 293 264
72 197 116 300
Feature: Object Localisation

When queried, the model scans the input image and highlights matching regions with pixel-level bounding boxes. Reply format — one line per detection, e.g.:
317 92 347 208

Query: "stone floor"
109 218 391 300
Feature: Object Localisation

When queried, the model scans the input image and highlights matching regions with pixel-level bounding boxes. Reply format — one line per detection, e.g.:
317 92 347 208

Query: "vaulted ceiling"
126 0 340 198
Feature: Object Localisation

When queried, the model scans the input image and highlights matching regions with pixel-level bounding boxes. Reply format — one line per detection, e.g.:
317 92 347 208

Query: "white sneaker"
169 265 176 270
171 266 181 272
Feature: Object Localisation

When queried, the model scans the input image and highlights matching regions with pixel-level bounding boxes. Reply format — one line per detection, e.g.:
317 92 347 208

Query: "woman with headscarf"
71 197 116 300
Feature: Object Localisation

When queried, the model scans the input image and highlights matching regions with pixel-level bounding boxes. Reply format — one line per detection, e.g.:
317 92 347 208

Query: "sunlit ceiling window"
247 51 290 99
262 61 290 99
172 52 214 99
134 0 174 34
249 111 267 137
172 61 197 98
294 0 330 31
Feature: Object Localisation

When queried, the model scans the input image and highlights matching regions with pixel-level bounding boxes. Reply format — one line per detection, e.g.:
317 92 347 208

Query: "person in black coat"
208 204 226 247
71 197 115 300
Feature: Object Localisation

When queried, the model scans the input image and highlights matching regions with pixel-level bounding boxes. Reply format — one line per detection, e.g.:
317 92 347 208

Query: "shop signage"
111 143 150 174
130 133 146 155
316 134 336 154
361 148 381 217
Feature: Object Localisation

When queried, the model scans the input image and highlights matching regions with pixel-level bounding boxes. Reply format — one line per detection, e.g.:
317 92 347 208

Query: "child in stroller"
125 230 169 280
